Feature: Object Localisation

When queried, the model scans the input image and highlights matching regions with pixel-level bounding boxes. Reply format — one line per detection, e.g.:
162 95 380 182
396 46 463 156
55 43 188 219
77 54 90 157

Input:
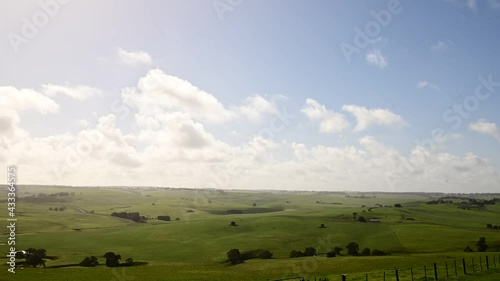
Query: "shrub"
326 250 336 258
371 249 386 256
259 250 273 259
80 256 99 267
304 247 317 256
226 249 241 265
361 247 371 256
290 250 304 258
464 246 474 252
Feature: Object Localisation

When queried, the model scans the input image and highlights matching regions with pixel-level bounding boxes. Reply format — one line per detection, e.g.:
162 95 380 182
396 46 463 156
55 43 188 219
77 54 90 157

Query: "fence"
299 254 500 281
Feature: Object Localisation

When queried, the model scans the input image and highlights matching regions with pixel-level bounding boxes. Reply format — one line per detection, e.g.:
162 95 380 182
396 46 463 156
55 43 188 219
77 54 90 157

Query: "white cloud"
469 119 500 142
122 69 235 123
301 99 350 134
41 84 102 100
366 49 388 69
0 86 59 114
417 81 440 91
431 41 447 51
342 105 408 132
237 95 278 122
117 48 153 66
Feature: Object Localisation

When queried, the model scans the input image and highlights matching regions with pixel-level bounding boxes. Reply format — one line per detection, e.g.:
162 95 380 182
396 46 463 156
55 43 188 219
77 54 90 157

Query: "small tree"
304 247 317 256
320 223 326 228
358 216 367 222
290 250 304 258
226 249 241 265
394 203 402 208
230 221 237 226
334 246 343 255
352 212 358 220
326 250 336 258
346 242 359 256
80 256 99 267
125 258 134 265
361 247 371 256
259 250 273 259
252 203 257 207
476 237 488 252
103 252 121 267
371 249 385 256
487 223 493 229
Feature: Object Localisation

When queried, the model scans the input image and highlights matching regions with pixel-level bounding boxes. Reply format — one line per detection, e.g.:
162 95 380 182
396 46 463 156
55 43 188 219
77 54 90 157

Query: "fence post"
486 255 489 270
424 265 427 280
480 256 483 271
446 261 449 279
462 258 467 275
365 273 368 281
342 273 347 281
472 257 475 273
493 255 496 268
411 268 414 281
433 263 438 280
454 260 457 276
384 271 386 281
395 269 399 281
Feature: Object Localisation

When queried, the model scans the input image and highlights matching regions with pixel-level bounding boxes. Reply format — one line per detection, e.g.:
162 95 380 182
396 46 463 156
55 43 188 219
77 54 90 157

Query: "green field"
1 186 500 280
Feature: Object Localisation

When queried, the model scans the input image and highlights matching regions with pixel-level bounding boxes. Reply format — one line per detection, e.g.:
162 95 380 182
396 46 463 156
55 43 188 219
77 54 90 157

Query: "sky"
1 0 499 193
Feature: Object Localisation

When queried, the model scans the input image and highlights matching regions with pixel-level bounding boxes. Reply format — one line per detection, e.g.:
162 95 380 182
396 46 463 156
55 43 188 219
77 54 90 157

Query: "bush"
259 250 273 259
157 215 171 221
361 247 371 256
80 256 99 267
230 221 237 226
326 250 336 258
358 216 367 222
304 247 317 256
290 250 304 258
371 249 386 256
476 237 488 252
226 249 242 265
346 242 359 256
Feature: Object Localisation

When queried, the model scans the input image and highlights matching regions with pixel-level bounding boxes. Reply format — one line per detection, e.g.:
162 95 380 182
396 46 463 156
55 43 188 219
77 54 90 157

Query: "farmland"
1 185 500 280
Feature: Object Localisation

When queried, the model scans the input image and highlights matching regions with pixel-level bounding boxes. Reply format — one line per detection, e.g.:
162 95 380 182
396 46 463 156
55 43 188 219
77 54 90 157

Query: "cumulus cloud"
122 69 235 123
469 119 500 142
41 84 102 100
366 49 388 69
237 95 278 122
0 86 59 114
117 48 153 66
342 105 407 132
301 99 350 134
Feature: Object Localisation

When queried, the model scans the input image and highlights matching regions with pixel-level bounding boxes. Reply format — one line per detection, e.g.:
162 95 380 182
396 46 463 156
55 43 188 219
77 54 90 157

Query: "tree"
334 246 343 255
252 203 257 207
230 221 237 226
290 250 304 258
394 204 402 208
25 249 47 268
80 256 99 267
361 247 371 256
352 212 358 220
320 223 326 228
259 250 273 259
103 252 121 267
487 223 493 229
304 247 317 256
226 249 241 265
346 242 359 256
326 250 336 258
125 258 134 265
48 207 53 211
358 216 367 222
476 237 488 252
371 249 386 256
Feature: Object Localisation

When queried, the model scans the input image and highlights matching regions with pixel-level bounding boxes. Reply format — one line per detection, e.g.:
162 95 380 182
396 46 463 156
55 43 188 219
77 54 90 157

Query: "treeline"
487 224 500 230
289 242 386 258
48 206 67 211
110 212 146 223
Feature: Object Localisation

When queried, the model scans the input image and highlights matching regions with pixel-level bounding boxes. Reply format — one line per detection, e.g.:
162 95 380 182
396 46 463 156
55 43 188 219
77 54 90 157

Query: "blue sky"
1 0 499 192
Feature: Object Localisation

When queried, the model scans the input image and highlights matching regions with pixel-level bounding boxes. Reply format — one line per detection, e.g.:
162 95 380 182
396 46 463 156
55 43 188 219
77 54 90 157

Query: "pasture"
1 185 499 280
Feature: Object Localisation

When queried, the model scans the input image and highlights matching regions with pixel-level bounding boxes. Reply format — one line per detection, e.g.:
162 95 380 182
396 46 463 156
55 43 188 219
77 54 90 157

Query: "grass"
0 185 499 280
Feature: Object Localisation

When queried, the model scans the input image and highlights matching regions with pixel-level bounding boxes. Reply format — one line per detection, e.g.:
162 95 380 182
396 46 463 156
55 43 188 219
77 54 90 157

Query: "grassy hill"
1 186 499 280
